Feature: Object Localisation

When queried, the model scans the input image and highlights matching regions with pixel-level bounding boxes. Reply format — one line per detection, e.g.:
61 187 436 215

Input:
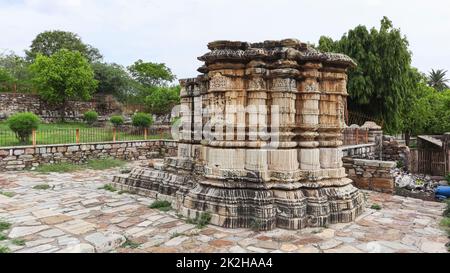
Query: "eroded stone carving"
113 39 364 230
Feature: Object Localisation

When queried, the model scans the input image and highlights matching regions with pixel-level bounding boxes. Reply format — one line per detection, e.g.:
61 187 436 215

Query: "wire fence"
347 111 383 127
0 127 172 147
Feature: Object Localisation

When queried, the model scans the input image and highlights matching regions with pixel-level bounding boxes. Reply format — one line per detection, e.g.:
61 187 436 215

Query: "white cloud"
0 0 449 78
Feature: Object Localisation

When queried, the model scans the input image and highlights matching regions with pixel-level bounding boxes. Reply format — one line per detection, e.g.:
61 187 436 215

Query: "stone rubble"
393 167 448 199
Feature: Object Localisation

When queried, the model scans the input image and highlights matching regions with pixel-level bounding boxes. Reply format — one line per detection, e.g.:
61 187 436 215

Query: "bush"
83 110 98 125
149 200 172 211
186 212 212 229
7 112 40 144
445 173 450 183
132 112 153 128
110 115 124 127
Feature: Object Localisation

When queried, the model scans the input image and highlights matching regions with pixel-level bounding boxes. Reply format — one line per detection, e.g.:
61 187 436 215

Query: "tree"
128 60 175 87
427 69 449 91
0 67 12 83
26 30 102 62
425 90 450 134
0 51 32 92
91 62 132 100
318 17 415 133
402 82 450 140
30 49 98 121
401 81 434 145
144 86 181 115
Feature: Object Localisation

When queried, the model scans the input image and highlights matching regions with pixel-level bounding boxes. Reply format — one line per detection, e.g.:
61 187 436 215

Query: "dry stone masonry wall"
0 140 177 171
343 157 396 194
0 93 112 122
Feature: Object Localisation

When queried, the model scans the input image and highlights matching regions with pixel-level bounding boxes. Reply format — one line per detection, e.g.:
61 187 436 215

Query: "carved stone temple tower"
113 39 365 230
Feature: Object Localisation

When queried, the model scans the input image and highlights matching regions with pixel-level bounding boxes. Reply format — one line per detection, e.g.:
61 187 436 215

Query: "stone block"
371 178 394 193
67 146 79 152
13 149 24 155
353 177 370 190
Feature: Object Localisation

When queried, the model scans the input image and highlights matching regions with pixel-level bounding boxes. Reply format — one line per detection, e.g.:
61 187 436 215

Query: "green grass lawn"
34 158 126 173
0 121 171 147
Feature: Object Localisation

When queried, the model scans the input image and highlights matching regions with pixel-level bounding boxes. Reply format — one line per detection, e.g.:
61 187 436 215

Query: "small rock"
9 225 49 238
85 232 126 253
164 236 189 247
58 243 95 253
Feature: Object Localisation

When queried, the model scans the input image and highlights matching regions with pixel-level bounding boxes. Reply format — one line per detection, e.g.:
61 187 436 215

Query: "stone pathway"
0 161 448 253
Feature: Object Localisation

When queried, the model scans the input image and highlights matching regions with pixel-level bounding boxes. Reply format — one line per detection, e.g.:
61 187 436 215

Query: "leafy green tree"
0 52 33 92
0 67 12 83
428 69 449 91
425 90 450 134
30 49 98 122
128 60 175 87
318 17 415 133
26 30 102 62
144 86 180 115
402 82 450 140
91 62 132 99
401 81 434 144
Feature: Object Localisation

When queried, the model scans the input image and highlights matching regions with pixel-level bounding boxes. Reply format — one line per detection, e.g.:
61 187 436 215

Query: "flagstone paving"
0 161 448 253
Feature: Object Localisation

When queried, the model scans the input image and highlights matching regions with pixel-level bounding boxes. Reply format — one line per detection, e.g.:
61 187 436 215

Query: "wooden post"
32 129 37 146
144 128 148 140
113 128 117 142
356 129 359 145
76 128 80 144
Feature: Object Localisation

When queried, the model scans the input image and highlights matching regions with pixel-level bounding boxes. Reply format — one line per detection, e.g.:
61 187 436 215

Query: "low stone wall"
0 92 98 122
0 140 178 171
343 157 396 194
341 143 377 159
382 136 410 167
0 92 131 123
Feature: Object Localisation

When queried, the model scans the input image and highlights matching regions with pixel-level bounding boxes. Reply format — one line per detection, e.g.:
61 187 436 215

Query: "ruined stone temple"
113 39 365 230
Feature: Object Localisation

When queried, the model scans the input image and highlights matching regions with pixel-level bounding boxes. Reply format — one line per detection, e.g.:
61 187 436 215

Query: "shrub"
0 220 11 232
371 204 382 210
445 173 450 183
32 184 51 190
132 112 153 128
149 200 172 211
0 245 10 253
186 212 212 229
110 115 124 127
98 184 117 192
7 112 40 144
83 110 98 125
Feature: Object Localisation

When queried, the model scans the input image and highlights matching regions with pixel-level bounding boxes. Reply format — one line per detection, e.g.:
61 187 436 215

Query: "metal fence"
0 127 172 147
347 111 383 127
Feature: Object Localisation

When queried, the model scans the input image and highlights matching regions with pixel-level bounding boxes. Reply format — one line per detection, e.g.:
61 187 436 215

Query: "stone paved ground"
0 161 448 253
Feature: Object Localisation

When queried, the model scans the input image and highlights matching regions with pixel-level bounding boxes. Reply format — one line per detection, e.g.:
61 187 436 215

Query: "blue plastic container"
435 186 450 198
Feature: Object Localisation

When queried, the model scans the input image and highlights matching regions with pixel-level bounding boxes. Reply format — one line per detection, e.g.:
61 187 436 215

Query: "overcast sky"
0 0 449 79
